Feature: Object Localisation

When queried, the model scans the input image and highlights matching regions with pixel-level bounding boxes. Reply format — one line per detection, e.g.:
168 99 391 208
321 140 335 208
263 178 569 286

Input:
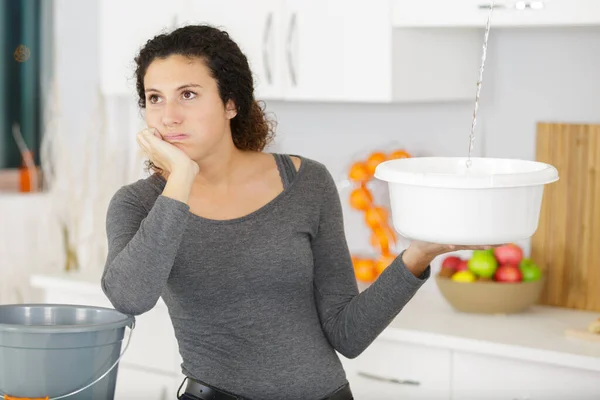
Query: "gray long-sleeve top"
101 155 429 400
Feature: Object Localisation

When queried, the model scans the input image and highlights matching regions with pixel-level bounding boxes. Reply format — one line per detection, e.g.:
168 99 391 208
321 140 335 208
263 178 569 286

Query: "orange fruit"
366 152 387 175
365 206 388 229
375 253 397 275
370 226 391 255
348 162 371 183
383 223 397 244
354 258 377 283
349 186 373 211
389 149 411 159
351 254 365 268
351 254 365 267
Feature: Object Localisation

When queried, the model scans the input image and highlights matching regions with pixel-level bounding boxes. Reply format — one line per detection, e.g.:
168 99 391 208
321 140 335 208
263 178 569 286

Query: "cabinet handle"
514 1 544 10
262 12 273 85
478 3 508 10
286 12 297 86
357 371 420 386
478 1 544 10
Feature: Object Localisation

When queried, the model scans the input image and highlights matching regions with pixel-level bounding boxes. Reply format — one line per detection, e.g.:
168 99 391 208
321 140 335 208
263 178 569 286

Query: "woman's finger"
150 127 162 139
135 134 145 150
139 130 154 144
136 136 154 163
136 134 149 151
141 127 161 140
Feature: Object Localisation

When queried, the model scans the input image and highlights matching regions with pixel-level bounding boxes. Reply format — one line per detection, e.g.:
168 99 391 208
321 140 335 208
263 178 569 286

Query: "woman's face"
143 54 237 161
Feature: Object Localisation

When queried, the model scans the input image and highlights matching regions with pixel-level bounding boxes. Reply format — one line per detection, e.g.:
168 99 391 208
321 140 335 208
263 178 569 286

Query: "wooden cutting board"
531 122 600 312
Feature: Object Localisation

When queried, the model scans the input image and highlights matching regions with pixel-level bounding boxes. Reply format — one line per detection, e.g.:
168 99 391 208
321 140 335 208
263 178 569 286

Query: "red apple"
441 256 462 270
494 265 523 282
494 244 524 266
456 259 469 272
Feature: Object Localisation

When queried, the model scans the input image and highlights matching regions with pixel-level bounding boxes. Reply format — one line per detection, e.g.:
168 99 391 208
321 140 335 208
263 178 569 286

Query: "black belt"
179 377 240 399
178 377 353 400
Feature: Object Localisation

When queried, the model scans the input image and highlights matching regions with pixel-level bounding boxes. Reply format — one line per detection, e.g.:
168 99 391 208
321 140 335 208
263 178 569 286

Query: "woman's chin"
171 142 189 150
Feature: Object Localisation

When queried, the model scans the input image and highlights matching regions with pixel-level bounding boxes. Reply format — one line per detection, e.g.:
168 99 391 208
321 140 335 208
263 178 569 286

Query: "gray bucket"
0 304 135 399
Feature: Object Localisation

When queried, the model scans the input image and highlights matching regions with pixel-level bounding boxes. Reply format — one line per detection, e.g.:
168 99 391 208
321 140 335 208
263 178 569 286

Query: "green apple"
519 258 536 268
468 250 498 278
519 259 542 282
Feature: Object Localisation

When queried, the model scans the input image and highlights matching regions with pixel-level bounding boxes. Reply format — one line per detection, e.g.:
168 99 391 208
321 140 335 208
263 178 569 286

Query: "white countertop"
30 271 600 372
382 285 600 372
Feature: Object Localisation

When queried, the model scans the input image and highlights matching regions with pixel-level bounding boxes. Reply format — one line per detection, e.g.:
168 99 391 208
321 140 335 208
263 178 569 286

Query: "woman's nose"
161 100 183 127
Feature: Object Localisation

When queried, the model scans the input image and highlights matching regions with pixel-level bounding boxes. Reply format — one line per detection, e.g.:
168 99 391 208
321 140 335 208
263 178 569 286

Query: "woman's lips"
163 133 189 142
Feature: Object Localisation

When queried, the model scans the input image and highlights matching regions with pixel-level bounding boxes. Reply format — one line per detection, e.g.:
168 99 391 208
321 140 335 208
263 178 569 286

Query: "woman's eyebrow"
145 83 203 93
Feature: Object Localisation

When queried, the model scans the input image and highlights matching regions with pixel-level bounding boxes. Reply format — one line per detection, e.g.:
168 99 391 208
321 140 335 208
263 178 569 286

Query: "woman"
101 24 493 400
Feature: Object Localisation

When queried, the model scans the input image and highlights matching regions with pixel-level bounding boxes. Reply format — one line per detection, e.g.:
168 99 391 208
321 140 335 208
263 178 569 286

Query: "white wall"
50 1 600 271
52 0 100 156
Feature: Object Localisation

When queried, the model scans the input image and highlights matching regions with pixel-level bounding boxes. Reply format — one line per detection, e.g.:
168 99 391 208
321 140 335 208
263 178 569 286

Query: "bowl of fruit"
435 244 544 314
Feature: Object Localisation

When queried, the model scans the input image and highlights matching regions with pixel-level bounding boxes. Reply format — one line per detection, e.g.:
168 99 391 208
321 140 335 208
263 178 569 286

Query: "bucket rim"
0 303 135 334
374 157 559 189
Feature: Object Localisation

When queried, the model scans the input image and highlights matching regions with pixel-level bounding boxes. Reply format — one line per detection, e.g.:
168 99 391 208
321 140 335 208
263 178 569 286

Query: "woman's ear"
225 99 237 119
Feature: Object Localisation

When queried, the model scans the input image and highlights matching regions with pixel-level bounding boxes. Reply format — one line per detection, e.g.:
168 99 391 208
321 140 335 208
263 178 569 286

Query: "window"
0 0 43 170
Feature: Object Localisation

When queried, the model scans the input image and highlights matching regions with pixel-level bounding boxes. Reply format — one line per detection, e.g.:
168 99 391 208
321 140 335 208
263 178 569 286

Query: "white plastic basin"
374 157 559 245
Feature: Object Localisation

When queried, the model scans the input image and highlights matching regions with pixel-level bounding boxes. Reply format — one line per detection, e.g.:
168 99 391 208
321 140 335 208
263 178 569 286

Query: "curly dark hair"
133 24 276 157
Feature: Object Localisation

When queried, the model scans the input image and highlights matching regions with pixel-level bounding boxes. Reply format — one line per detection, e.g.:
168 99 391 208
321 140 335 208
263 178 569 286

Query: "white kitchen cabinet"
278 0 394 102
98 0 183 97
179 0 395 102
98 0 484 103
452 351 600 400
97 1 600 102
114 367 180 400
180 0 285 101
206 0 482 103
393 0 600 28
339 339 452 399
118 305 179 374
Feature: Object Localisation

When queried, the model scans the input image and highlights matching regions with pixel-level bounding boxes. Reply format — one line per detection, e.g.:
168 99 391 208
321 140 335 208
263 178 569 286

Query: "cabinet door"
282 0 392 102
181 0 284 100
114 367 178 400
452 351 600 400
339 339 451 399
99 0 182 96
393 0 600 28
119 306 179 375
394 0 513 27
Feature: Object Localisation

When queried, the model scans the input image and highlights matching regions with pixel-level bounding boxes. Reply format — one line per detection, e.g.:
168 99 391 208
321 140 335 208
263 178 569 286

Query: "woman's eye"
182 91 196 100
148 94 160 104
